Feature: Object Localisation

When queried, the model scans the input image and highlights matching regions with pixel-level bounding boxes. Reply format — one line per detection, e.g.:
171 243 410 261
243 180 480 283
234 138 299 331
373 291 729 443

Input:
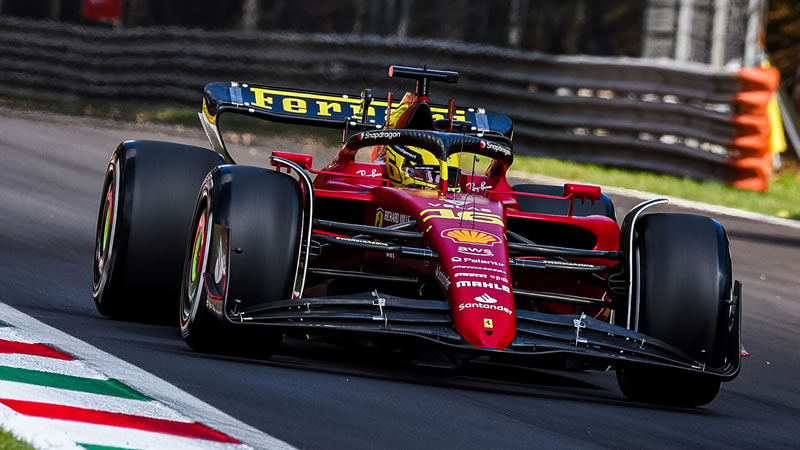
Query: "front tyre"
180 165 303 358
617 213 733 407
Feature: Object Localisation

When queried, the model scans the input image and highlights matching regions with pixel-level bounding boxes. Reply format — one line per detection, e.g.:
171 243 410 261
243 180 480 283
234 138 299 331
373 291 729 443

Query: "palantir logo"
474 293 497 304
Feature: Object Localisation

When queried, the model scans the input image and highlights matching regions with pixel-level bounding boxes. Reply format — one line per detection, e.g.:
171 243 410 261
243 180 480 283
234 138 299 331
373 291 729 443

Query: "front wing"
230 292 741 380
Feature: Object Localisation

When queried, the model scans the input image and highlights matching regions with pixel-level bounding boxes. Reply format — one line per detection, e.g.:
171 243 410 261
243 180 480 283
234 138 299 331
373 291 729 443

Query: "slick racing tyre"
179 165 303 359
92 141 223 322
617 213 732 407
513 183 616 221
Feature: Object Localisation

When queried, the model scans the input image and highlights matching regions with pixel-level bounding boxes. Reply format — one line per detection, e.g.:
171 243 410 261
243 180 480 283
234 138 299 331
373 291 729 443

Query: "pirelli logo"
239 86 468 122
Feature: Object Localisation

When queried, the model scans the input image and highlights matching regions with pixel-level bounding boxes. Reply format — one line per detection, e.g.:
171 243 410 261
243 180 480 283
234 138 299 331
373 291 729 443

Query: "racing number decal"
375 208 384 227
420 208 504 226
385 150 403 184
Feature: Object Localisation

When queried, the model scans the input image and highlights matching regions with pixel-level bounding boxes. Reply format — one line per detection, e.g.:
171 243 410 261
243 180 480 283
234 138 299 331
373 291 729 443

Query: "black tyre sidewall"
179 178 227 351
618 213 731 407
218 166 303 308
90 141 224 321
179 165 302 357
636 213 731 366
92 151 123 316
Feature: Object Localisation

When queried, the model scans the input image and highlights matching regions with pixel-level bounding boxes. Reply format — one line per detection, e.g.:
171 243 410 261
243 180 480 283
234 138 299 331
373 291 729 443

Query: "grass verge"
0 429 34 450
512 156 800 220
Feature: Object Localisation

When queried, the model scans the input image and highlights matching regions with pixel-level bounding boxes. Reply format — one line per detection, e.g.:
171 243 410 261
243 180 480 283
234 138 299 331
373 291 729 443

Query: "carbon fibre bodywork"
231 284 741 380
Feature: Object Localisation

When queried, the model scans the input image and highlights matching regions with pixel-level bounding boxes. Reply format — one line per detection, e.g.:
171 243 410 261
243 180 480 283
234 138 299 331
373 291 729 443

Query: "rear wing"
200 81 513 162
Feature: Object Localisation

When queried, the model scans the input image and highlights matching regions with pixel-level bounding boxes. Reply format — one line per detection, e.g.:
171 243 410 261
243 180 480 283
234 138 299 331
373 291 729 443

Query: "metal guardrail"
0 16 778 190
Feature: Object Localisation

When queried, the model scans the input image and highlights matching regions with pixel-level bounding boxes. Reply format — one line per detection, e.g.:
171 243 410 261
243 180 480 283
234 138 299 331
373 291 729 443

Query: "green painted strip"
79 444 138 450
0 321 8 327
0 366 149 401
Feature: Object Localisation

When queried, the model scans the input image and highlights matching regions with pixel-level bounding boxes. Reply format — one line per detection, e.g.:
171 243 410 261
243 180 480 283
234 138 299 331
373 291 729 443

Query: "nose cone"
431 229 517 349
404 191 517 349
452 290 516 349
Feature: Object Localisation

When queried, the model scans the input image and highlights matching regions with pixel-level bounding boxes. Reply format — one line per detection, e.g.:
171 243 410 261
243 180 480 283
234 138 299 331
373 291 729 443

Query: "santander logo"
474 293 498 304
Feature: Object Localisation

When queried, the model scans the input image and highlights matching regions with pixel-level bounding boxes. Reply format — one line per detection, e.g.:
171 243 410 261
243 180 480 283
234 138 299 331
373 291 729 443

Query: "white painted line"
0 327 37 344
508 170 800 230
0 303 296 450
0 353 106 380
0 379 189 422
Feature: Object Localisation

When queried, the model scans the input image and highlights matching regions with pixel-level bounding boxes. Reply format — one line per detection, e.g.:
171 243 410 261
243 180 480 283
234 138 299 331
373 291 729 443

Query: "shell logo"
441 229 500 246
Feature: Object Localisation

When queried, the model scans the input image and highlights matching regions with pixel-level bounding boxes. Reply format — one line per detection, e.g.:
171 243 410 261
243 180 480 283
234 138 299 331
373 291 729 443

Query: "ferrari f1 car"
92 65 742 407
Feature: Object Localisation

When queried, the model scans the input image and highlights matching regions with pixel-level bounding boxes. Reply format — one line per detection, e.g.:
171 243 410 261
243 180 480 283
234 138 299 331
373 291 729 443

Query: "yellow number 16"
420 209 504 226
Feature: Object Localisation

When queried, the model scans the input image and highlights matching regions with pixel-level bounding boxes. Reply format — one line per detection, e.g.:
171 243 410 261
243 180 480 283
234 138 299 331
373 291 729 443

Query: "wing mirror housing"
271 151 313 171
563 183 602 216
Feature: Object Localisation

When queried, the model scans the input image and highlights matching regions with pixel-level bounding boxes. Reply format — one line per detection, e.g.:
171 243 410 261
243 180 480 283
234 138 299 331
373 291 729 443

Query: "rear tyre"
513 183 616 221
179 165 303 359
617 213 731 407
92 141 223 322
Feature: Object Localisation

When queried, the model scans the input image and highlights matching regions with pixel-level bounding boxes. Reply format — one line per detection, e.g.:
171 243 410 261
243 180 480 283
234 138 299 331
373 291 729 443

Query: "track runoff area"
0 303 294 450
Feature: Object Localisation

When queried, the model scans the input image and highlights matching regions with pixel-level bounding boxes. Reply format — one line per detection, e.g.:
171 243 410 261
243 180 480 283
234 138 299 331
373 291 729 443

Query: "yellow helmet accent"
385 146 461 189
382 92 461 190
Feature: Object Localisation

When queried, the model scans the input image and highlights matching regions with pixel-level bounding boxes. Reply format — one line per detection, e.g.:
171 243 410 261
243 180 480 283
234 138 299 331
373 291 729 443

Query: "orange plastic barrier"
731 67 780 191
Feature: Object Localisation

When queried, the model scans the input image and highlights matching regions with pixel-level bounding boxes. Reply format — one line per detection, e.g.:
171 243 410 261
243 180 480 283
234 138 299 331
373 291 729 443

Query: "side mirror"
563 183 602 216
270 151 313 171
563 183 601 202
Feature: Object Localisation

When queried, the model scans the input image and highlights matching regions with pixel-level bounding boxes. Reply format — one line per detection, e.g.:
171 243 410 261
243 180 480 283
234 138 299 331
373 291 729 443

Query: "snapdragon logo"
484 140 511 156
363 131 401 140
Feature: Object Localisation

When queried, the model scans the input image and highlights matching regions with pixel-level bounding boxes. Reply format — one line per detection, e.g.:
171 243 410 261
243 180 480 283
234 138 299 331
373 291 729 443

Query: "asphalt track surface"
1 108 799 449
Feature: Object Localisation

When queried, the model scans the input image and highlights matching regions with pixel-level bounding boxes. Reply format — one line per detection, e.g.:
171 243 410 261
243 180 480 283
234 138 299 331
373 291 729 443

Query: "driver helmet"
376 92 461 190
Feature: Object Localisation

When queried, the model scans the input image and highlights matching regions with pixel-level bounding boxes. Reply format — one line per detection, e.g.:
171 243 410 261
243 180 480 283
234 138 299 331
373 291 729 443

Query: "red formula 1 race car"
92 66 742 407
